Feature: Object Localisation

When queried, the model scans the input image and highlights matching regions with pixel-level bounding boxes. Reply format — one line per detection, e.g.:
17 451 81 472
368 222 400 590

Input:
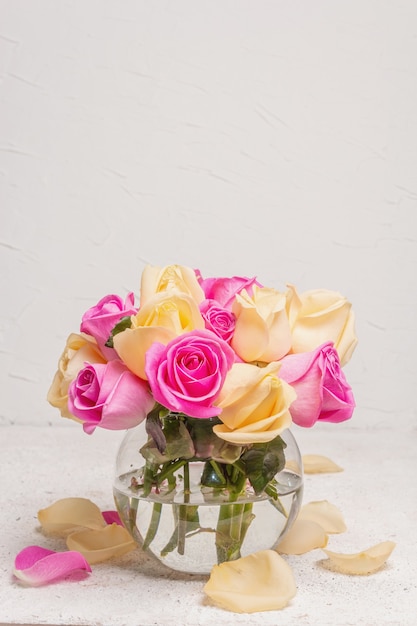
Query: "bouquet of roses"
47 264 357 565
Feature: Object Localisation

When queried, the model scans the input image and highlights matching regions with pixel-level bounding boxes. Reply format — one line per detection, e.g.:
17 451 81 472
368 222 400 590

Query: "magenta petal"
102 510 123 526
15 546 56 570
14 545 91 586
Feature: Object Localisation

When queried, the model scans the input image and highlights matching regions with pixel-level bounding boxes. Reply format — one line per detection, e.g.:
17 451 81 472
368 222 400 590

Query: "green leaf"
140 417 195 464
240 435 287 495
201 460 227 488
185 416 243 463
104 315 133 348
164 419 195 459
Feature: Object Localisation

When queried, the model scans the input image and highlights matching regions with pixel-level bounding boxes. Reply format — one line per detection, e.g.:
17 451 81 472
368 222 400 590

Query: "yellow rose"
140 264 205 306
286 285 358 366
231 286 292 363
47 333 106 420
213 362 295 445
114 291 205 379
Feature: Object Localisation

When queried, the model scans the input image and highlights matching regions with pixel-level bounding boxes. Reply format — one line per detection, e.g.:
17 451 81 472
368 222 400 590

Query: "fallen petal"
285 459 303 475
13 545 91 586
102 510 123 526
14 545 55 571
322 541 396 575
66 524 137 564
298 500 347 533
302 454 343 474
38 498 106 533
204 549 296 613
277 519 328 555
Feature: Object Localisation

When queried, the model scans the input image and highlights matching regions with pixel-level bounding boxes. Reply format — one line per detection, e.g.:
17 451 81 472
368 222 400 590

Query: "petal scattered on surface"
285 459 303 475
322 541 396 575
38 498 107 533
66 524 137 564
101 510 124 526
13 545 91 586
203 550 296 613
302 454 343 474
276 519 328 555
298 500 347 533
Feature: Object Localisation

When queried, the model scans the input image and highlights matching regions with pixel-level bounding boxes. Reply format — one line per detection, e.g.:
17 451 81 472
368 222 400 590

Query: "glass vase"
113 424 303 575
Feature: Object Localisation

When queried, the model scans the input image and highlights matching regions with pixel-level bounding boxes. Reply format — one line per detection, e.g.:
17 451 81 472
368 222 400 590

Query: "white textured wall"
1 0 416 429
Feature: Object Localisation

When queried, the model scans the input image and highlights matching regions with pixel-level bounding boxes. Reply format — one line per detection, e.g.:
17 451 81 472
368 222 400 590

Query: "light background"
1 0 416 432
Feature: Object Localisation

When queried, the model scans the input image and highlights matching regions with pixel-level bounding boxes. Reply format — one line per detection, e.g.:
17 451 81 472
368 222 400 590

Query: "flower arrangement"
46 264 357 573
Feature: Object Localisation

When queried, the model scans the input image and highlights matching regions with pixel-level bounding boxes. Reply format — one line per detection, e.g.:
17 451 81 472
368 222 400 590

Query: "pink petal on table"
15 545 55 570
13 545 91 586
102 510 123 526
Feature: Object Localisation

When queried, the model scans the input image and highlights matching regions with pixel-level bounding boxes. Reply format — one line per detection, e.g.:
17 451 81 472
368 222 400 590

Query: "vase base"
114 468 303 575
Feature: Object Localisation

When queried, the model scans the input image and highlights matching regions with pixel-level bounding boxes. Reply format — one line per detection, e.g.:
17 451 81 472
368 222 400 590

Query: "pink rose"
278 342 355 427
68 360 154 434
199 299 236 343
80 293 137 360
198 275 261 310
145 329 235 418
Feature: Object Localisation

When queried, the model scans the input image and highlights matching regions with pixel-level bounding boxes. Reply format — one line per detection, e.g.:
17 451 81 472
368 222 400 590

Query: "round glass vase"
113 425 303 575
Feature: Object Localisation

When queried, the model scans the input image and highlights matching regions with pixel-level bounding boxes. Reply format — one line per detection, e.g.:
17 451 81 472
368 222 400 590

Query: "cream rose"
140 264 205 306
213 362 295 445
114 291 205 379
286 285 358 366
231 286 292 363
47 333 106 420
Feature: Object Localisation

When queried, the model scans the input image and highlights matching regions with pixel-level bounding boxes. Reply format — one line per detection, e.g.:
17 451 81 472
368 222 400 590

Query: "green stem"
230 503 243 542
216 503 240 563
160 503 200 557
128 497 139 534
142 462 157 497
240 502 255 544
156 458 187 485
177 461 190 555
183 461 190 502
142 502 162 550
167 469 176 492
231 459 246 474
214 464 256 564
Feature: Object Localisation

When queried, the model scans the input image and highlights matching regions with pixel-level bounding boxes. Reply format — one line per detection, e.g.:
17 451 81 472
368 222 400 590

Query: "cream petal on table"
66 524 137 564
302 454 343 474
203 549 296 613
38 497 107 533
276 518 328 555
298 500 347 533
322 541 396 575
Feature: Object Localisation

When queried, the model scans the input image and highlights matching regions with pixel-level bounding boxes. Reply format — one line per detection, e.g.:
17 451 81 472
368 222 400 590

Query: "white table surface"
1 422 416 626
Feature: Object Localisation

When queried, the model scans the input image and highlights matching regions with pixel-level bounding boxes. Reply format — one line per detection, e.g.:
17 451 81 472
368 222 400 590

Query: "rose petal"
203 550 296 613
13 545 91 586
285 459 303 475
277 519 328 555
66 524 137 564
322 541 396 575
302 454 343 474
298 500 347 533
213 414 292 445
38 498 107 533
101 510 124 526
